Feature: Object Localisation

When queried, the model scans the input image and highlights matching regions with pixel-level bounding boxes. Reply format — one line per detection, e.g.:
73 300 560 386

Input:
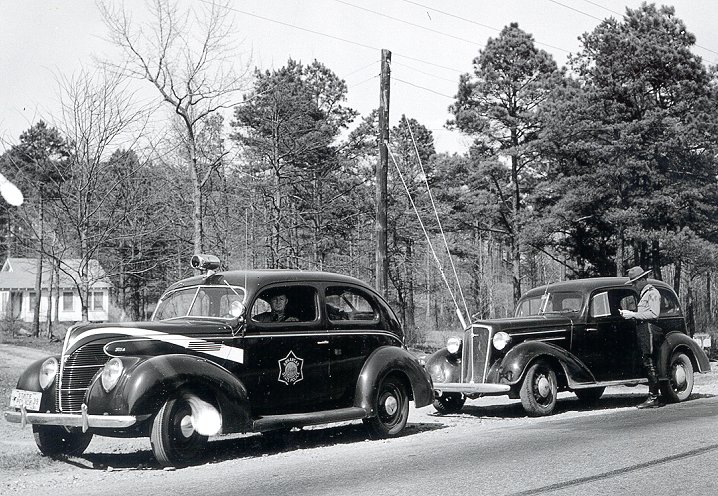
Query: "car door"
323 285 393 408
575 287 641 381
235 284 331 415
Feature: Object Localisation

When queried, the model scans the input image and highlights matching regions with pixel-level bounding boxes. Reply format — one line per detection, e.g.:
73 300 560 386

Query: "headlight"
39 357 58 390
101 358 124 392
446 337 462 355
492 331 511 351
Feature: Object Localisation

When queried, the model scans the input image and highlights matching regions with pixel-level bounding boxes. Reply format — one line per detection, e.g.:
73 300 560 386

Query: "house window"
29 292 36 311
92 291 104 311
63 292 74 312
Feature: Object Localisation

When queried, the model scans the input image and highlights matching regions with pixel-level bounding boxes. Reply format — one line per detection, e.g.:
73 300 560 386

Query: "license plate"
9 389 42 412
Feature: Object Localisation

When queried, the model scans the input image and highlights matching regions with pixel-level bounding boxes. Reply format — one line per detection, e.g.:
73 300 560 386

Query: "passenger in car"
255 293 299 323
619 266 663 409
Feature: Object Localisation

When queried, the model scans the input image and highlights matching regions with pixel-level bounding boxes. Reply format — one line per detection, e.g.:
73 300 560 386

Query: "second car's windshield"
515 291 583 317
152 285 246 321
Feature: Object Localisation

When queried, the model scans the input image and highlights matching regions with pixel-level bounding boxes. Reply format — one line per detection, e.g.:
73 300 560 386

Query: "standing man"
620 266 663 409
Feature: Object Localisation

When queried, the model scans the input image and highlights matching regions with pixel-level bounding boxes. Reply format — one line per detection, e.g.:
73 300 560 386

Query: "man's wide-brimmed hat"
625 266 652 284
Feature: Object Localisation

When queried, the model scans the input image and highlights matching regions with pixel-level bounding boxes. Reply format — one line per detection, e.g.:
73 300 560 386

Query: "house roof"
0 258 112 291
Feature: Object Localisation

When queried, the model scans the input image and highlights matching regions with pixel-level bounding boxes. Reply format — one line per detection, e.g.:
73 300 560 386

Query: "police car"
5 255 433 467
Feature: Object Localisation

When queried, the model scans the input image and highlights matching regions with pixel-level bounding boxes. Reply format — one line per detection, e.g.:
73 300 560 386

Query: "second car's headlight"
39 357 58 390
101 358 124 392
446 337 462 355
492 331 511 351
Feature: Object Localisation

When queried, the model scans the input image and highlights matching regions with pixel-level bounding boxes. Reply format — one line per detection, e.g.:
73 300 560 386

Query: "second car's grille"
56 342 110 413
462 326 491 383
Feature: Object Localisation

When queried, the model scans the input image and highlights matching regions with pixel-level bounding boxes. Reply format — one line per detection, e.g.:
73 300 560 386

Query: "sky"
1 0 718 155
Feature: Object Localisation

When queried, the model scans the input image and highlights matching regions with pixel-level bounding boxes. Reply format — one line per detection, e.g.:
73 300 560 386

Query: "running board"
252 407 368 432
571 378 647 389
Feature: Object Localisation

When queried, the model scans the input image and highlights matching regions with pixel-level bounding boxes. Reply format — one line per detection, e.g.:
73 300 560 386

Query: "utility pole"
376 49 391 298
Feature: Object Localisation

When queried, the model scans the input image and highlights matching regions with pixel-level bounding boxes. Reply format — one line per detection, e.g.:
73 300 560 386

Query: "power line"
210 1 466 74
334 0 487 49
574 0 718 56
580 0 621 16
546 0 603 21
392 77 454 99
393 60 459 84
348 74 379 89
397 0 570 54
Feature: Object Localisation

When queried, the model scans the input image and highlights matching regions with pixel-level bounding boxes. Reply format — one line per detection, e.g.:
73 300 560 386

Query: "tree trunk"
511 154 521 307
405 240 416 344
44 261 54 338
32 254 42 337
673 260 682 295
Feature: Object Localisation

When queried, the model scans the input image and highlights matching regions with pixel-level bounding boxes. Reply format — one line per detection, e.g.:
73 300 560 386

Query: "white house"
0 258 112 323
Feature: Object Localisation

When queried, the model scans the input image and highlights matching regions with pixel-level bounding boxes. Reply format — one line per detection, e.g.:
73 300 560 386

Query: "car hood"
63 319 234 357
471 314 575 335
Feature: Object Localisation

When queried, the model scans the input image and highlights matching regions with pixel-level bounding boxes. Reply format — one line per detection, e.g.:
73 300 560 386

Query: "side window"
590 288 636 318
326 287 378 322
251 286 317 324
657 288 681 317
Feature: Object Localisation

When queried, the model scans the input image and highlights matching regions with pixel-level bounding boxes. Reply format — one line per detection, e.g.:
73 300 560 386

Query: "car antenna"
539 269 551 315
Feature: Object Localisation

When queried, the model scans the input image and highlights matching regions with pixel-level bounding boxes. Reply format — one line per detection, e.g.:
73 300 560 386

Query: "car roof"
521 277 674 299
164 269 376 296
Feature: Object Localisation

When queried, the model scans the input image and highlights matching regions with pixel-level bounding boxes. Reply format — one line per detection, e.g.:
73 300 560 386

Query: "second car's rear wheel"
433 393 466 414
363 374 409 438
520 360 558 416
660 351 694 403
150 394 209 467
574 386 605 404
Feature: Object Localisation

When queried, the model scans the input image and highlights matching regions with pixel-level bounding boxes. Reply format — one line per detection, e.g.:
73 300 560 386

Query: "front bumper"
433 382 511 395
4 404 150 432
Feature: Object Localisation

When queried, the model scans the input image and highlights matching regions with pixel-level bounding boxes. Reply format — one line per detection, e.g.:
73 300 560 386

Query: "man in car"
619 266 663 409
255 292 299 323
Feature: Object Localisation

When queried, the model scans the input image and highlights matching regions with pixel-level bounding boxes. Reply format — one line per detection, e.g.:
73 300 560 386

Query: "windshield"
515 291 583 317
152 285 246 321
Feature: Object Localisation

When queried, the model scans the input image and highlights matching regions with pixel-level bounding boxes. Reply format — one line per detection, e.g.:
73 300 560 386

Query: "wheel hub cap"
384 395 398 416
674 365 687 387
179 415 195 438
537 376 551 398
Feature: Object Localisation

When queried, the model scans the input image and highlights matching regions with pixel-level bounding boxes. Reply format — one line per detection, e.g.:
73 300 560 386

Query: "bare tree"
53 68 149 320
99 0 251 256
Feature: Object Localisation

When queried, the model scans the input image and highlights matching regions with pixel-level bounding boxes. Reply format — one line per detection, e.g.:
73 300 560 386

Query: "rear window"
657 288 681 317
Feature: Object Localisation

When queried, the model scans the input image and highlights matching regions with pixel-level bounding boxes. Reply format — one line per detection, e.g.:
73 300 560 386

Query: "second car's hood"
471 314 575 335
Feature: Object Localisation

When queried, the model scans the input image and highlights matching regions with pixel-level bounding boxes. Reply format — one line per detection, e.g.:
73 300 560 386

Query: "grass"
0 334 63 354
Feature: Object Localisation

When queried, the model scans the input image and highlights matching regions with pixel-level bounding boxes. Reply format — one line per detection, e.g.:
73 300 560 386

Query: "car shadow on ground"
77 421 446 471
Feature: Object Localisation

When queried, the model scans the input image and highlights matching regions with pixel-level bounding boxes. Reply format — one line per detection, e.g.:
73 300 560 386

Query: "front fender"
13 355 59 413
354 346 433 413
424 348 462 385
657 332 711 378
490 341 595 387
86 354 252 433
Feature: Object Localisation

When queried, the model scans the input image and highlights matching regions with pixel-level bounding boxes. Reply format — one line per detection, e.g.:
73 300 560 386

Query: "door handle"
586 327 598 332
317 340 329 345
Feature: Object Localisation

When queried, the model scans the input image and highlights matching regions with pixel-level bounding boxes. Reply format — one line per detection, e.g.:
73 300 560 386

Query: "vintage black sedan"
5 255 433 467
425 277 710 416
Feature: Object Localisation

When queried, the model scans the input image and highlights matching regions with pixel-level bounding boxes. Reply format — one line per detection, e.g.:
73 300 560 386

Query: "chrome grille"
462 326 491 383
57 342 110 413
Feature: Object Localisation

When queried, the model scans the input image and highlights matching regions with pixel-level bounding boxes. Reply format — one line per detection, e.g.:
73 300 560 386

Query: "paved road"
6 393 716 496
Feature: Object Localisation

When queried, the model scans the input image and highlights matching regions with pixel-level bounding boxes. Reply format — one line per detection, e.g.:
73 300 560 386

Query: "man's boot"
638 357 663 409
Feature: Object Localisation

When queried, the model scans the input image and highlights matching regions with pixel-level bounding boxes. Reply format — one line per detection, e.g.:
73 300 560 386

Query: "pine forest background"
2 2 718 347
